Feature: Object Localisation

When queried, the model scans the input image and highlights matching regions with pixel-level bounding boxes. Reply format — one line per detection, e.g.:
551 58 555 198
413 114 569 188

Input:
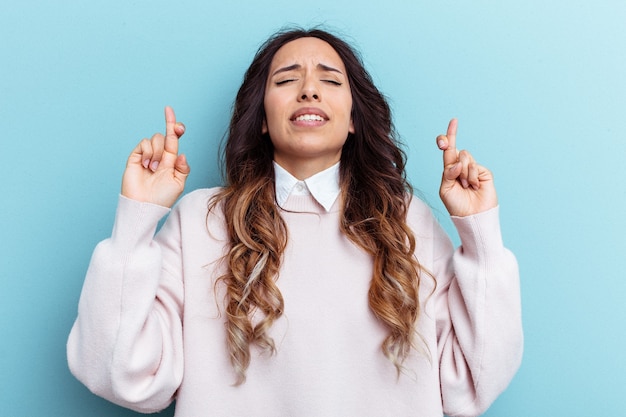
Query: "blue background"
1 1 625 415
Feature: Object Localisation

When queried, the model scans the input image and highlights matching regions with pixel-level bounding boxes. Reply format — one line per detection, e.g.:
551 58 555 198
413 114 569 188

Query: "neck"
273 155 341 180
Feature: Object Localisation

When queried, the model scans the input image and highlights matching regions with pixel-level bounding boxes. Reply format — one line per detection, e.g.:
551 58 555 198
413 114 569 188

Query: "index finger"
164 106 180 155
442 118 458 167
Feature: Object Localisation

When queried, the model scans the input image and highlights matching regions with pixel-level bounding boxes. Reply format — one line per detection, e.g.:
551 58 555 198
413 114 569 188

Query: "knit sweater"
67 188 523 417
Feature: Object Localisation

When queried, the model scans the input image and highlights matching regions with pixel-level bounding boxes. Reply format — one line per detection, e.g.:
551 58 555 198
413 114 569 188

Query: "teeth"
295 114 325 122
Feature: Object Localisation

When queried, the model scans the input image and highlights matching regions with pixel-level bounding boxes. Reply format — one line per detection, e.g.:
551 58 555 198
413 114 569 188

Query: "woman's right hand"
121 106 190 208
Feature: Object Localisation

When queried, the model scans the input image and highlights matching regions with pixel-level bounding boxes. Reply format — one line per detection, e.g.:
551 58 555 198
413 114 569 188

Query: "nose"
298 77 320 102
300 92 319 101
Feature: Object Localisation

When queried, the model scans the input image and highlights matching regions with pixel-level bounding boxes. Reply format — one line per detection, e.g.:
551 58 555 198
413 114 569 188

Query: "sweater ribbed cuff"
111 195 171 249
451 206 505 258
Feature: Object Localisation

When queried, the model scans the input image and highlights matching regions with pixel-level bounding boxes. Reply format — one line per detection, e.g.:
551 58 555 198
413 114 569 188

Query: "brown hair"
209 28 425 384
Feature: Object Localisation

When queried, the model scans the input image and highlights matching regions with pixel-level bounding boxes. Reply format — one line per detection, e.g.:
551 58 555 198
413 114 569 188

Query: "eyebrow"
271 63 344 77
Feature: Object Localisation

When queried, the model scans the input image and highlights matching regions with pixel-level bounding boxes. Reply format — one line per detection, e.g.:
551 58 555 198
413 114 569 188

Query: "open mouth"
291 108 329 125
294 114 326 122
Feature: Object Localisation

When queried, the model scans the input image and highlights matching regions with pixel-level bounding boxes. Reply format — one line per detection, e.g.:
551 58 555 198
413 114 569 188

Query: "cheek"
346 97 355 133
262 94 274 134
263 109 278 136
262 92 283 132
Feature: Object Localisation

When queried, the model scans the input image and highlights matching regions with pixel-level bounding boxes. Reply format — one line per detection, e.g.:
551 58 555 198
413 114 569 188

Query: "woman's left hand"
437 119 498 217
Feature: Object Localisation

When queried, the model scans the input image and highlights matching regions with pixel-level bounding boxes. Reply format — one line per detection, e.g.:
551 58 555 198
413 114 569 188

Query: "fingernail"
461 179 469 188
150 161 159 171
449 163 458 171
143 159 150 169
438 139 446 149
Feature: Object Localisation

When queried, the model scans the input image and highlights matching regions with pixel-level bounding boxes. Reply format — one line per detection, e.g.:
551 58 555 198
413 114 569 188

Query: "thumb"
442 161 462 184
174 154 191 179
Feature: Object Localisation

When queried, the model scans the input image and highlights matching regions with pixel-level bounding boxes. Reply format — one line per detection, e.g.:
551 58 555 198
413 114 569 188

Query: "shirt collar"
273 161 341 212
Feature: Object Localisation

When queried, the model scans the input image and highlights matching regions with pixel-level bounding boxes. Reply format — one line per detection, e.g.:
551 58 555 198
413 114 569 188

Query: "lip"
290 107 329 121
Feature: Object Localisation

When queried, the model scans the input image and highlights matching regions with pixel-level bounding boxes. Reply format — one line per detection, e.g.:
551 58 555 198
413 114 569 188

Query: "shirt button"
296 183 305 192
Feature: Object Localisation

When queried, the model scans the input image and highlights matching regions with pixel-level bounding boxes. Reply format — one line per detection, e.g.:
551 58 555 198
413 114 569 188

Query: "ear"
262 119 268 134
349 119 355 134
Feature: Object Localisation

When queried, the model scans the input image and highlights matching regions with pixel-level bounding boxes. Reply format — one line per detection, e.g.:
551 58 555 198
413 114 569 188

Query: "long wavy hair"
209 28 426 384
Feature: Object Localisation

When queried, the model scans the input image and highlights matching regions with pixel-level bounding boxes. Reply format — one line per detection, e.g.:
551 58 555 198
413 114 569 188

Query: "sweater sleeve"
67 195 185 413
434 206 523 417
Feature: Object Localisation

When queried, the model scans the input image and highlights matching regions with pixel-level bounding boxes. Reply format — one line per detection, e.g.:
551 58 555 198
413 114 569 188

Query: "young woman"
68 28 522 417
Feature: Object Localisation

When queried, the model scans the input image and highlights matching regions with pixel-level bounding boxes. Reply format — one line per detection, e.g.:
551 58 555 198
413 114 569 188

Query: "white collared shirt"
273 161 340 212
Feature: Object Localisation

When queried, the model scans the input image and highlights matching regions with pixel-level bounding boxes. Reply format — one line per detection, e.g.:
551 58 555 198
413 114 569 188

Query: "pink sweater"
67 188 522 417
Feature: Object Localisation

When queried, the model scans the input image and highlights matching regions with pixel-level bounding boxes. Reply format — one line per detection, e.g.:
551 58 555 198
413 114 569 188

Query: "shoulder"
406 193 452 242
407 193 437 222
160 188 228 240
167 187 226 225
174 187 224 211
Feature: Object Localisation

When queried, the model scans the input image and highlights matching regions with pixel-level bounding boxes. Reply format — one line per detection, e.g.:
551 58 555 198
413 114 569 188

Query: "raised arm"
67 108 189 412
433 119 523 416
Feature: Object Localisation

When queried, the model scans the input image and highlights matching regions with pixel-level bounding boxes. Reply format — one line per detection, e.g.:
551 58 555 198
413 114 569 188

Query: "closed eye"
275 79 297 85
323 80 342 86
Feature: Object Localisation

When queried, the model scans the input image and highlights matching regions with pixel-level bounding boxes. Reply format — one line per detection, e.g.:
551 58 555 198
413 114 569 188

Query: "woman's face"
263 37 354 179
